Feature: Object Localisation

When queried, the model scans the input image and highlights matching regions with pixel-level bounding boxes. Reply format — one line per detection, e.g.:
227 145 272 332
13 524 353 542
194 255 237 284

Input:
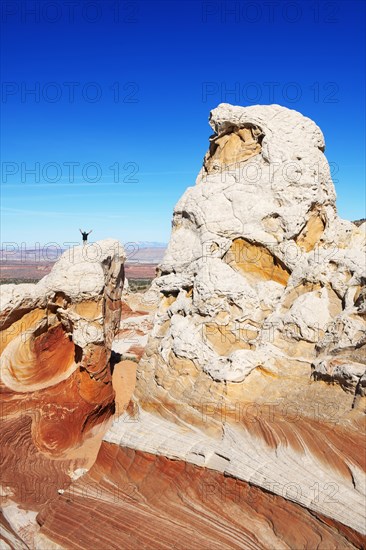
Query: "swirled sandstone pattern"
35 443 364 550
0 240 125 530
105 105 366 538
1 106 365 549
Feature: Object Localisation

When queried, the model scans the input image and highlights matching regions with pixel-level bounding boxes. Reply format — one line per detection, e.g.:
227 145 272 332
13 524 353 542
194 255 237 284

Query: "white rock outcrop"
106 104 365 534
147 104 365 389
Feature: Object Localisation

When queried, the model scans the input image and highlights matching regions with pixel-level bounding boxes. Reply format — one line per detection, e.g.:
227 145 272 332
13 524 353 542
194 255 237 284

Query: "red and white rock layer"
1 105 365 549
0 239 125 540
106 104 366 538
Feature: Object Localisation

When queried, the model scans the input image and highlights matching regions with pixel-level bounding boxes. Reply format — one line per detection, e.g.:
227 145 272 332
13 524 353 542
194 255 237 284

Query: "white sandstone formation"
146 103 365 393
105 104 366 534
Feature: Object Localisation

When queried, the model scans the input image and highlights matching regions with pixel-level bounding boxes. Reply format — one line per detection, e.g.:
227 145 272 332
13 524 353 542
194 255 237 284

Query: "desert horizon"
1 2 365 549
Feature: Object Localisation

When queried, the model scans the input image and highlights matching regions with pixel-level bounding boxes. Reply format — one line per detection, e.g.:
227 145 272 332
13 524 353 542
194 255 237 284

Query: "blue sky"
1 0 365 247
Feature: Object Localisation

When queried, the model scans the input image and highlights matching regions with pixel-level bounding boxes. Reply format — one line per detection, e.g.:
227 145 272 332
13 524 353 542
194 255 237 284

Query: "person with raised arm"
79 229 93 245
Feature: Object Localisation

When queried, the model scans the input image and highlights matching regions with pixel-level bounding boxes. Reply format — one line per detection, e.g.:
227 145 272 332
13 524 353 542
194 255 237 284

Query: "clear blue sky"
1 0 365 248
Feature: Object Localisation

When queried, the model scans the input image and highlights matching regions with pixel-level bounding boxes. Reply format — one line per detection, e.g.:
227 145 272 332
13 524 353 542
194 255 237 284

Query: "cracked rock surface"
106 104 365 536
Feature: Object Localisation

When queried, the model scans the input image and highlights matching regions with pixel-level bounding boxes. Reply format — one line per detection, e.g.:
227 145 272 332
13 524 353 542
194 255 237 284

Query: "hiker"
79 229 93 245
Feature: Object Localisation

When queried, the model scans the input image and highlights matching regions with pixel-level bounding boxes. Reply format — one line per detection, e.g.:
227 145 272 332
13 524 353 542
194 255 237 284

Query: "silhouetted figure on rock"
79 229 93 245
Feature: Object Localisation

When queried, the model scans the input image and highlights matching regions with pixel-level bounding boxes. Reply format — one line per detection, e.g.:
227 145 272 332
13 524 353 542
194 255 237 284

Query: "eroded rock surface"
35 442 364 550
1 105 365 549
105 104 366 537
0 240 125 535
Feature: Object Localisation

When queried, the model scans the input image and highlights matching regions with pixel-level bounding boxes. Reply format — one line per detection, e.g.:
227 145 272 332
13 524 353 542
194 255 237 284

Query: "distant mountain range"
0 242 167 264
0 243 167 282
133 241 167 248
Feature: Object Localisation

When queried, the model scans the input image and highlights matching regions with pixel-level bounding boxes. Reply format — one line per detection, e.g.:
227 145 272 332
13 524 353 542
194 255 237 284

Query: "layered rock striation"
35 443 364 550
0 240 125 520
105 104 366 535
1 105 365 549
